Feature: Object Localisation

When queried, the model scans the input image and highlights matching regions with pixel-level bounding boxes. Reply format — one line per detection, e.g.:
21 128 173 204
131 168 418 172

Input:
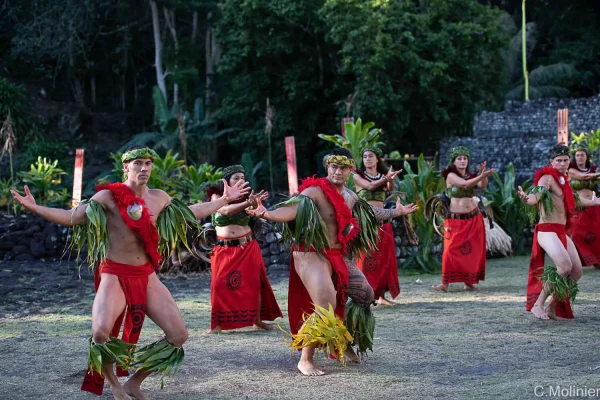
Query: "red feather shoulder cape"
533 166 576 218
298 176 358 254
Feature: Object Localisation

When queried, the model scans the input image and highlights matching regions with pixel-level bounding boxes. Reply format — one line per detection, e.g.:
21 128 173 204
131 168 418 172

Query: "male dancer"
518 144 599 320
11 146 249 399
248 148 417 375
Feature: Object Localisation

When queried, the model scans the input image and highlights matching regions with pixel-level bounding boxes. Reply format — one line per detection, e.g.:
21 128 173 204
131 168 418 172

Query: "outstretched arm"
518 175 552 206
214 190 269 216
11 185 89 226
371 196 418 221
568 167 600 181
246 198 298 222
189 179 250 219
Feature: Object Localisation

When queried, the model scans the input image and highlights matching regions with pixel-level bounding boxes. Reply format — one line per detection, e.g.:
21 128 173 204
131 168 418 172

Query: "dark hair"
330 147 353 159
548 144 570 160
360 149 388 175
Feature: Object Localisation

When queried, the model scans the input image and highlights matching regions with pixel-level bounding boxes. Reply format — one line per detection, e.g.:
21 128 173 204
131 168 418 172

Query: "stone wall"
0 214 69 262
0 212 436 271
440 95 600 184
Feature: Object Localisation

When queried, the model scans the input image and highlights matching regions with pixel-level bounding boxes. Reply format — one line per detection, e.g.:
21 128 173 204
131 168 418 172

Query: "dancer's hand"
385 166 402 182
478 161 496 178
394 197 418 216
246 198 268 218
517 186 530 204
10 185 38 213
248 190 269 209
222 179 250 202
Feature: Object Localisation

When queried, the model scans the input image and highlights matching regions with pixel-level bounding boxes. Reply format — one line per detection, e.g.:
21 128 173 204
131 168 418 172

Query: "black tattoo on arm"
371 206 396 222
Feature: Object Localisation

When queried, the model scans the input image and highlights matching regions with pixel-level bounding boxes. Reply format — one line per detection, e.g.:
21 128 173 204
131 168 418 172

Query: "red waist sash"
288 245 349 335
81 259 154 395
526 224 574 319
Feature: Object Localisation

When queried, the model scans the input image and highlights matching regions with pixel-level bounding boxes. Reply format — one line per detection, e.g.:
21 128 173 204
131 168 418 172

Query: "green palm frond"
131 338 184 389
273 195 330 254
348 199 379 259
541 265 579 304
87 336 134 375
66 200 108 271
344 300 375 358
521 186 552 225
156 199 200 268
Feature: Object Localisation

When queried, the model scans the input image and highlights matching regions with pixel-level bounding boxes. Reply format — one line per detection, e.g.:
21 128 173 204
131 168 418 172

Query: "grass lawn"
1 255 599 399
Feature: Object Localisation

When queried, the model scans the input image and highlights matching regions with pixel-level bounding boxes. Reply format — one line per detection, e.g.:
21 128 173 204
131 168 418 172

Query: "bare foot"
344 346 360 363
204 326 222 334
377 297 397 306
530 304 550 320
103 365 132 400
463 283 477 291
108 385 133 400
545 299 557 320
297 359 325 376
432 284 448 292
253 321 275 330
123 380 150 400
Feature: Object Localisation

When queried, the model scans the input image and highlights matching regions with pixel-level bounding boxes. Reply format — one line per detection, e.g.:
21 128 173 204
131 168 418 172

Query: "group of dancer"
9 144 416 398
9 141 600 398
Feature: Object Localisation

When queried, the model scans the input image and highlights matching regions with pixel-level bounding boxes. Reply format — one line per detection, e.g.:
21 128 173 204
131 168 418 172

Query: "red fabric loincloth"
568 206 600 266
210 237 282 330
81 259 155 395
357 223 400 299
288 246 349 335
441 209 486 285
526 223 574 319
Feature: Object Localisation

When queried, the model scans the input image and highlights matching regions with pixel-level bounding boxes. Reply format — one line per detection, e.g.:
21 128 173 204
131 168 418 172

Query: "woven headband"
122 148 159 163
326 155 356 168
449 146 470 163
362 146 383 158
549 145 570 159
222 164 245 180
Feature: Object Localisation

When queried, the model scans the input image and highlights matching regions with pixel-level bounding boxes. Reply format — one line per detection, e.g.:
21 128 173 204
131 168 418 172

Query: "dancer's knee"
556 259 573 277
91 329 110 344
570 264 582 281
167 328 188 348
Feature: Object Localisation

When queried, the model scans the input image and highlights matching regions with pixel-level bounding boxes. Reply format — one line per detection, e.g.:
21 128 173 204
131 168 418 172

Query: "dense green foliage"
483 163 531 254
396 155 445 272
0 0 599 189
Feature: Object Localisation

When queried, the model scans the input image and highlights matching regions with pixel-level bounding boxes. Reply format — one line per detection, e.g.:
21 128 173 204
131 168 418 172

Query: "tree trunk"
72 76 86 110
205 12 221 121
149 0 168 104
90 74 96 107
132 56 138 105
164 8 179 105
192 11 198 44
121 48 128 110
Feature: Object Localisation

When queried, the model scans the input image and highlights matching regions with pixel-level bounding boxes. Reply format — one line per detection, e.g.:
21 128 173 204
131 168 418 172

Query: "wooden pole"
557 108 568 145
72 149 85 207
285 136 298 195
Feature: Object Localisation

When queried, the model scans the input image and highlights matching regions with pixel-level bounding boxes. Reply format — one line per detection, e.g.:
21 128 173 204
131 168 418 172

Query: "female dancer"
567 145 600 268
353 147 402 305
432 146 494 291
206 165 282 333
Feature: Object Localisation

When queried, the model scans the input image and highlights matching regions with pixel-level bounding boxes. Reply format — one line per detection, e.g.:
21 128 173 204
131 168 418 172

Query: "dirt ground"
1 256 599 400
